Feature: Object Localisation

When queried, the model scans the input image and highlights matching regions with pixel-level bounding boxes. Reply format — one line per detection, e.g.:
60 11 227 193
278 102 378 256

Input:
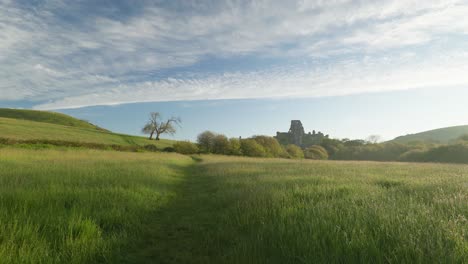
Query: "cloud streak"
1 0 467 109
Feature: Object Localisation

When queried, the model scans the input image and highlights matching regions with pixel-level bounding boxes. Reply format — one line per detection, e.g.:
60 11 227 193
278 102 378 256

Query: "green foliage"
304 145 329 160
285 144 304 159
240 139 266 157
252 136 287 158
173 141 199 155
319 137 343 156
212 134 231 155
197 131 216 153
418 143 468 163
228 138 242 155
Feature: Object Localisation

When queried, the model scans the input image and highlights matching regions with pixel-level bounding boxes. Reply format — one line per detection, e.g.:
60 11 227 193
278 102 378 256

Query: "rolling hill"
392 125 468 144
0 108 107 131
0 108 174 149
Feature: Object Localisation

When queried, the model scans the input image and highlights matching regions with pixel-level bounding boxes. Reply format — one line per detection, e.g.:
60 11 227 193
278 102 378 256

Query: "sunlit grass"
0 117 174 149
0 150 466 263
151 155 468 263
0 148 192 263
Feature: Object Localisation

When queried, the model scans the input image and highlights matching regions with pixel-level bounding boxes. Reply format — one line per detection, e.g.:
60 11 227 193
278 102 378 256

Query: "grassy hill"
392 125 468 144
0 109 174 149
0 108 107 131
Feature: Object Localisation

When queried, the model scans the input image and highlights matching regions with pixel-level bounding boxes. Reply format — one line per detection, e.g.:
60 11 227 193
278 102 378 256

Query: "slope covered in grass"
0 117 174 149
393 125 468 144
0 108 106 131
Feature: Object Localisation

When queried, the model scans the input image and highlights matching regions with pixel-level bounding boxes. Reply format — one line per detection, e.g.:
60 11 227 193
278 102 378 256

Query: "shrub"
173 141 199 155
253 136 286 158
143 144 159 152
285 144 304 159
240 139 266 157
304 145 328 160
162 147 176 153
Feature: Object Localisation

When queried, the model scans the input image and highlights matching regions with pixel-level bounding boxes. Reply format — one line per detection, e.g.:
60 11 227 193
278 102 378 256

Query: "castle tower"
289 120 305 146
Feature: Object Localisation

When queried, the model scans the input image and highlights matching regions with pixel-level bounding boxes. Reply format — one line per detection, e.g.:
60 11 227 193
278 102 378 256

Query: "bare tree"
366 135 383 144
142 112 181 140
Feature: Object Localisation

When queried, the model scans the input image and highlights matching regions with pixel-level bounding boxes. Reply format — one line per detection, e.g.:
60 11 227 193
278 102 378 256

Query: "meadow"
0 147 466 263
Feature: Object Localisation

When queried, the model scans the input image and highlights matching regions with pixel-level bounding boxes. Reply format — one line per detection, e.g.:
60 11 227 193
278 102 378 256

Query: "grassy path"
128 159 231 263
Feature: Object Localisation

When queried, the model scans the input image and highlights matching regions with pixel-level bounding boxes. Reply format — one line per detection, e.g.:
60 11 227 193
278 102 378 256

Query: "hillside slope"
0 109 174 149
392 125 468 144
0 108 107 131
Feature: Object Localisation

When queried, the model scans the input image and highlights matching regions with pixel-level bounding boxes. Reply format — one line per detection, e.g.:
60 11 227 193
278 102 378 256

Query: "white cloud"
1 0 468 108
34 50 468 109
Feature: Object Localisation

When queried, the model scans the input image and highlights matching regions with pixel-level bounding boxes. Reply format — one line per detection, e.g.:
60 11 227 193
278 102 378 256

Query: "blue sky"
1 0 468 140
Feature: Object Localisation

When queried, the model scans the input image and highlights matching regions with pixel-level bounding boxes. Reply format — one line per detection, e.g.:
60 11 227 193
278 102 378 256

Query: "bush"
162 147 176 153
173 141 199 155
240 139 266 157
285 144 304 159
253 136 287 158
143 144 159 152
304 145 328 160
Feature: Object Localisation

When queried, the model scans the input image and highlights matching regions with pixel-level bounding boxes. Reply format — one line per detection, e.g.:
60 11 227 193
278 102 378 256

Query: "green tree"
228 138 242 155
197 131 216 153
240 139 266 157
212 134 231 155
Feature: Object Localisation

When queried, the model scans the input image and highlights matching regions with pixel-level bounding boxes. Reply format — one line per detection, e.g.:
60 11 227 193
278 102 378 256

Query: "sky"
1 0 468 140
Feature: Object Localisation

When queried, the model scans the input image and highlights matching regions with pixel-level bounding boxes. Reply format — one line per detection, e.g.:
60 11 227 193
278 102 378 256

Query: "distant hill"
0 108 107 131
0 108 175 149
392 125 468 144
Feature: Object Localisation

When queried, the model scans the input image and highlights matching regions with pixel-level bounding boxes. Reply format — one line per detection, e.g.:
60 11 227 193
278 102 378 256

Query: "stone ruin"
275 120 328 148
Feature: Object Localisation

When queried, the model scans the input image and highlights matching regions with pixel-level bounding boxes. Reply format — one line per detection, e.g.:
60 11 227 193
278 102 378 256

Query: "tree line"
142 112 468 164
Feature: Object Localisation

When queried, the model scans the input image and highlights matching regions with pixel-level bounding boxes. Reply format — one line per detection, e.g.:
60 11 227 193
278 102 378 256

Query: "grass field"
0 148 466 263
0 117 174 149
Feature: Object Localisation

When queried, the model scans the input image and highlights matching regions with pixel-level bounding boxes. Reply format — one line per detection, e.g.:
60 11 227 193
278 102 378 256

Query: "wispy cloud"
1 0 468 109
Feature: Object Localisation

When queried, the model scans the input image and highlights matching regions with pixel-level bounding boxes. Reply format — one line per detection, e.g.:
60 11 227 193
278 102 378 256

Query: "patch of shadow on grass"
120 161 232 264
375 179 403 189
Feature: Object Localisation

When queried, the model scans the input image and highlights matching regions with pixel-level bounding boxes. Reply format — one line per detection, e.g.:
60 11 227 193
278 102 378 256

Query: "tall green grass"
150 156 468 263
0 148 192 263
0 149 466 263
